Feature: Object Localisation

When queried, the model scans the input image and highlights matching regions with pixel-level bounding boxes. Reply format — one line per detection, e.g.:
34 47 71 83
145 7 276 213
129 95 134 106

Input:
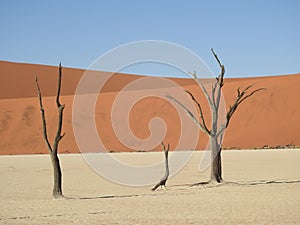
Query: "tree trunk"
36 64 65 199
151 142 170 191
210 136 223 183
50 153 63 198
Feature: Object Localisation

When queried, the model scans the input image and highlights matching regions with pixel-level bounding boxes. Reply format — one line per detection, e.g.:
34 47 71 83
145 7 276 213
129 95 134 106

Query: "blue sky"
0 0 299 77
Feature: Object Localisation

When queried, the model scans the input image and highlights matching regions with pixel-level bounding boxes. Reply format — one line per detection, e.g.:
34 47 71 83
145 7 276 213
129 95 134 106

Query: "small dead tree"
36 63 65 198
167 49 264 183
151 142 170 191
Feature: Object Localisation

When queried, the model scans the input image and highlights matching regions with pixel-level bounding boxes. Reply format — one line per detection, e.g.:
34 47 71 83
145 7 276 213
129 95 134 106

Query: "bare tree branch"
161 142 169 159
211 48 225 111
188 71 214 108
35 76 53 153
211 83 218 109
52 63 65 154
211 48 225 87
56 63 62 107
211 48 222 69
53 105 65 154
238 87 265 105
185 90 210 135
166 94 210 135
217 85 265 137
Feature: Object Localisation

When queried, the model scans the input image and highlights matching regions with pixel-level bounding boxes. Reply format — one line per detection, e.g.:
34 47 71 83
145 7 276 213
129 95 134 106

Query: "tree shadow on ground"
224 179 300 186
64 179 300 200
168 179 300 189
65 194 139 200
65 192 171 200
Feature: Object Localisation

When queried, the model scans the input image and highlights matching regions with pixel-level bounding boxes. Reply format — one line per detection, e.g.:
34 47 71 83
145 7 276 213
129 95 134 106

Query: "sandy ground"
0 149 299 224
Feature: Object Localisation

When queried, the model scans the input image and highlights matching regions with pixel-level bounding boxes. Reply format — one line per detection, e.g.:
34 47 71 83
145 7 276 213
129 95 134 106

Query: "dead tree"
167 49 264 183
36 63 65 198
151 142 170 191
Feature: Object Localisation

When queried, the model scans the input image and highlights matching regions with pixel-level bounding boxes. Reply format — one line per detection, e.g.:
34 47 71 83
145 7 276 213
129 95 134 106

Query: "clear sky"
0 0 299 77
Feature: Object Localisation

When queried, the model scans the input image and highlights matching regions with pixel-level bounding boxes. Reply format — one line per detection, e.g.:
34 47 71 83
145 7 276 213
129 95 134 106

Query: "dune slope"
0 60 299 154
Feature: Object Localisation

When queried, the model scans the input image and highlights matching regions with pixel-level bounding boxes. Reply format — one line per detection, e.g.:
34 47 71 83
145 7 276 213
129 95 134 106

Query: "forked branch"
188 71 214 108
35 64 65 154
185 90 210 135
211 48 225 87
217 84 265 136
211 48 225 111
166 94 210 135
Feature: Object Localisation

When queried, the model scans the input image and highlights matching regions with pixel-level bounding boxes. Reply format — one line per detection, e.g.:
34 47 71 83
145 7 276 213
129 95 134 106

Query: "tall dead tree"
167 49 264 183
36 63 65 198
151 142 170 191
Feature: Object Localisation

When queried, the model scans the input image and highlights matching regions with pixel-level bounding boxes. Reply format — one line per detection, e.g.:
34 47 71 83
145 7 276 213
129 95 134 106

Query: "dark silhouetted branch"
217 84 265 137
185 90 210 135
166 94 210 135
35 77 52 153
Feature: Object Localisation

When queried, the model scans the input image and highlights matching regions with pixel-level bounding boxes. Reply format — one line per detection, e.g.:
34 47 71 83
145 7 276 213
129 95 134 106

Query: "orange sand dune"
0 60 299 155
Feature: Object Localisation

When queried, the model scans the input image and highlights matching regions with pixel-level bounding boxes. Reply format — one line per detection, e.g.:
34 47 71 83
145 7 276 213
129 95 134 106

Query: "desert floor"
0 149 299 224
